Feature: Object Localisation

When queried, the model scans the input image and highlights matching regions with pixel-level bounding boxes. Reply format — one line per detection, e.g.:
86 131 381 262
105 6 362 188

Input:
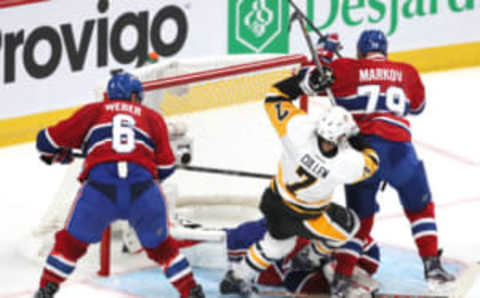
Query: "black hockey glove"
347 134 371 151
298 65 335 96
40 149 74 165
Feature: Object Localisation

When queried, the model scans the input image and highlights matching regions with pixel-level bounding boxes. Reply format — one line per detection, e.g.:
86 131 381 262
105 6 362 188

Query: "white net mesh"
24 54 307 273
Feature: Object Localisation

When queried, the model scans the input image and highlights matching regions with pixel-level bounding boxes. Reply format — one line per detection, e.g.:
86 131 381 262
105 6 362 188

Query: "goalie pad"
119 221 143 254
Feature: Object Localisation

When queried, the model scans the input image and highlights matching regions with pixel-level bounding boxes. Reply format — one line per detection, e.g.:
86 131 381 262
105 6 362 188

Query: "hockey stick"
289 7 336 105
67 151 274 180
177 164 273 180
287 0 342 59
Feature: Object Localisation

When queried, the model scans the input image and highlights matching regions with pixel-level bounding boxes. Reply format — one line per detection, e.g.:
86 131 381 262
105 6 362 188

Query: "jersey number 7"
287 166 317 195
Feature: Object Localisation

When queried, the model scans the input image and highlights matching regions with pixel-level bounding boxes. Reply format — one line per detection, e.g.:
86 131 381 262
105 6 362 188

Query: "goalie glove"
298 65 335 96
40 149 74 165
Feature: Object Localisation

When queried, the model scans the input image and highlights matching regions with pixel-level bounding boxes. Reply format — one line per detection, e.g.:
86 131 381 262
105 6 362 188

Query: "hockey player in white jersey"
227 67 380 297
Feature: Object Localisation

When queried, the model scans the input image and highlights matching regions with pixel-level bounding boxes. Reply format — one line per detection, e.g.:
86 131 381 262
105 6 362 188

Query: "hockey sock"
164 254 197 298
357 236 380 275
39 229 88 288
335 215 374 277
404 201 438 257
145 236 197 298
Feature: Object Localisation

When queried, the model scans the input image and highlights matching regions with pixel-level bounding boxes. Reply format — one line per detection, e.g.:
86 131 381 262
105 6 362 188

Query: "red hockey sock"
172 271 197 298
335 216 374 277
39 229 88 288
145 236 198 297
404 201 438 257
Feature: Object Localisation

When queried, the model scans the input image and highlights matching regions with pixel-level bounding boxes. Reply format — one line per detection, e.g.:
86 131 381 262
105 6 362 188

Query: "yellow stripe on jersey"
247 245 270 270
303 213 349 243
353 148 379 184
267 86 290 98
264 87 305 137
312 239 333 255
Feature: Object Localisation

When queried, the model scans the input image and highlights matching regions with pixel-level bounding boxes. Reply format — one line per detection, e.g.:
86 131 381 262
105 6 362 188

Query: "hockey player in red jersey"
314 30 455 296
34 73 205 298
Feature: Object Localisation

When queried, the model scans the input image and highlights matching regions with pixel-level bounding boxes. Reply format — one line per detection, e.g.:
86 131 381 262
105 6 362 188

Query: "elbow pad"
272 75 304 100
36 129 59 154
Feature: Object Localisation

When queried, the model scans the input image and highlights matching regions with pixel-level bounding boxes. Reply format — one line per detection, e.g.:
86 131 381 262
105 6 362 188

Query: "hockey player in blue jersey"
34 73 205 298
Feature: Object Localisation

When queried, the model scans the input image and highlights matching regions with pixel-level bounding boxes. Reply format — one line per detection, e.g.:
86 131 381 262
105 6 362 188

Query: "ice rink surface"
1 66 480 297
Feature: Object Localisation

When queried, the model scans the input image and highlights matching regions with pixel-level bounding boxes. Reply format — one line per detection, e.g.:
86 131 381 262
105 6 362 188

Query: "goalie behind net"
24 54 308 275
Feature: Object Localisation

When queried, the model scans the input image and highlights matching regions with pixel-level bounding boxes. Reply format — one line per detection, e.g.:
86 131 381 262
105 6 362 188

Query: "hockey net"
24 54 309 277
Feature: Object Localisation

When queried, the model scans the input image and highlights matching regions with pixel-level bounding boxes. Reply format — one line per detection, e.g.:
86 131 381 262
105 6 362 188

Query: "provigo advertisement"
0 0 479 145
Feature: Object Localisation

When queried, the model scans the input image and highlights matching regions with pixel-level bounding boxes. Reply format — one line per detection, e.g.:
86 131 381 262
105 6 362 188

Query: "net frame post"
98 227 111 276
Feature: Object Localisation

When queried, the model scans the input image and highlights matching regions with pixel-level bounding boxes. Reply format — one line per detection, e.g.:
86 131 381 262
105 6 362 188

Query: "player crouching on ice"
34 73 205 298
220 218 380 298
224 64 380 297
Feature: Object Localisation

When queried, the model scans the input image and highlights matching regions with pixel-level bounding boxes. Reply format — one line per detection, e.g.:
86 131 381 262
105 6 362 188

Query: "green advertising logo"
306 0 480 37
228 0 289 54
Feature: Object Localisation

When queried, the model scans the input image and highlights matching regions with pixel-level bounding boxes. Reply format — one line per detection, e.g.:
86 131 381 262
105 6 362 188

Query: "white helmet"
316 106 358 144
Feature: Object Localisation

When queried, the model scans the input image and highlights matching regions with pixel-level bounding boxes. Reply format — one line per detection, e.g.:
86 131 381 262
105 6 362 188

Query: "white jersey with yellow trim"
265 93 371 214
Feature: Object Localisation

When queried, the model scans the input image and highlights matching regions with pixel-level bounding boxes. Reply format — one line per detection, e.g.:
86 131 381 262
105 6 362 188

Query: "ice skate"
33 282 58 298
423 250 456 292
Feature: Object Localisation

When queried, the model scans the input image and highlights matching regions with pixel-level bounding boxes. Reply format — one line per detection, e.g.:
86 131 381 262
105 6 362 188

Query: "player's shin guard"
404 201 438 257
334 215 374 277
39 229 88 288
246 233 295 275
145 236 198 298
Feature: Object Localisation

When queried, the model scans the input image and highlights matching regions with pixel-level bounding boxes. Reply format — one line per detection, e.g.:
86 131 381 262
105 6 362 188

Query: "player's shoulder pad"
329 57 359 74
330 57 357 67
285 113 316 145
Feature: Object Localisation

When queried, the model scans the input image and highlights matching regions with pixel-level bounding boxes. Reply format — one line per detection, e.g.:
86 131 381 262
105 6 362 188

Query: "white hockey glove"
298 65 335 96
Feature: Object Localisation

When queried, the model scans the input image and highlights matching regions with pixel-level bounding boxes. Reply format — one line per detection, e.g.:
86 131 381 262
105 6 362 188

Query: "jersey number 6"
112 114 136 153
